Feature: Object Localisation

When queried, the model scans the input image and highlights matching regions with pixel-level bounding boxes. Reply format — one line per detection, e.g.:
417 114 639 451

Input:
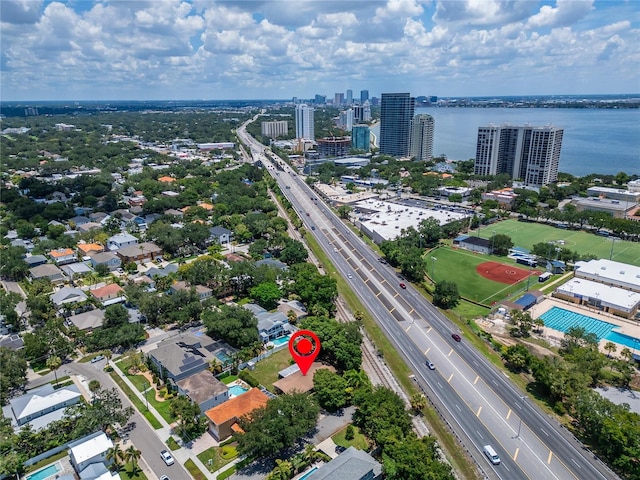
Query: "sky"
1 0 639 101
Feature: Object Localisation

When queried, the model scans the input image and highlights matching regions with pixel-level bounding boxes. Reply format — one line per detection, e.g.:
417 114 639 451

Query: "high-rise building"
409 114 435 161
353 102 371 123
352 125 370 152
338 109 354 131
379 93 415 157
334 93 345 105
360 90 369 103
346 89 353 105
295 104 315 141
474 124 564 187
316 137 351 158
261 121 288 138
314 94 326 104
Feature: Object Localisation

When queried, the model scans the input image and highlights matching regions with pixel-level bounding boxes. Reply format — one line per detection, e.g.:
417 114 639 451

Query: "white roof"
575 259 640 289
355 199 469 242
556 278 640 312
70 432 113 465
11 384 82 422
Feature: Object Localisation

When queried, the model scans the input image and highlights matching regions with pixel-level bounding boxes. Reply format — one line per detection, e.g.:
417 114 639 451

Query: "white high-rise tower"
409 114 435 161
295 104 315 140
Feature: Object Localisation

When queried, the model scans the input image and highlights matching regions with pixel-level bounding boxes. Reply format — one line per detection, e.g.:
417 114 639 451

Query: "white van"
483 445 501 465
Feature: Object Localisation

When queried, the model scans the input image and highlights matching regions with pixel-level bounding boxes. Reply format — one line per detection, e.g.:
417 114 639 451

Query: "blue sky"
1 0 638 101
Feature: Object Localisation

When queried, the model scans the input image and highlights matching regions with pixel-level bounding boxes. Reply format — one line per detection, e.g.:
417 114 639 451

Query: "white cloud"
0 0 637 100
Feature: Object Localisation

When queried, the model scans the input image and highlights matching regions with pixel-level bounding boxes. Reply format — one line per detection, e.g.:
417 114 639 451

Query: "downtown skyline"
1 0 639 102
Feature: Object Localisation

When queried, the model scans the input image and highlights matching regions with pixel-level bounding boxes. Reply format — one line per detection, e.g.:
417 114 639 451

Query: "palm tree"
46 355 62 387
106 444 124 469
620 347 632 362
124 445 142 476
604 341 617 359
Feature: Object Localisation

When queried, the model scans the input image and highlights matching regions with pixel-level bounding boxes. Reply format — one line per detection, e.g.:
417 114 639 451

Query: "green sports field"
473 219 640 266
428 247 540 306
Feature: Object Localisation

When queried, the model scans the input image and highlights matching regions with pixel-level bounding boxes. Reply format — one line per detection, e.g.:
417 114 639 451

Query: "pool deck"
530 297 640 356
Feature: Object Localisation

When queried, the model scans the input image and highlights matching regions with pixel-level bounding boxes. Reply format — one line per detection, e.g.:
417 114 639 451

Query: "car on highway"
311 226 316 230
160 450 175 466
399 283 406 289
426 360 435 370
347 273 352 279
451 333 461 342
160 476 170 480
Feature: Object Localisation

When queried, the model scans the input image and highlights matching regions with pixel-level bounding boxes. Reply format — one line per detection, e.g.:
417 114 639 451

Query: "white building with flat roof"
574 259 640 293
554 277 640 318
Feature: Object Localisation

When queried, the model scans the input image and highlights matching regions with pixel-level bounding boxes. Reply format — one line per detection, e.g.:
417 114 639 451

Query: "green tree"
491 233 514 255
68 387 134 435
313 368 349 412
202 304 259 348
502 344 533 372
279 239 308 265
103 304 129 328
250 282 282 310
236 393 320 458
124 445 142 476
432 281 460 309
46 355 62 387
353 386 411 449
0 347 27 405
106 443 124 468
0 246 29 280
300 316 362 371
509 310 534 338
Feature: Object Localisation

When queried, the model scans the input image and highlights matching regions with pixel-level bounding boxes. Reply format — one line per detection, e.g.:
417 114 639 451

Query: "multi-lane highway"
237 122 618 480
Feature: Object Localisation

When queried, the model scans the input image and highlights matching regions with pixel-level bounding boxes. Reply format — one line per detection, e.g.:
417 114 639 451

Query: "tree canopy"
202 304 259 348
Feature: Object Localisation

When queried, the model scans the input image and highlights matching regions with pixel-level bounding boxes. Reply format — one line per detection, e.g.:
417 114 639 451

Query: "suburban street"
236 121 619 480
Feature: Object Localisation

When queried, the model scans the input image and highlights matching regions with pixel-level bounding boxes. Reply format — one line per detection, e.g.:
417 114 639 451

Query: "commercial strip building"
474 124 564 187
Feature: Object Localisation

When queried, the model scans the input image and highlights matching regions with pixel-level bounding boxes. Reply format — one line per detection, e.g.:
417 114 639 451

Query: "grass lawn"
108 371 163 429
429 246 538 305
250 348 293 389
332 425 369 451
184 459 207 480
24 452 69 473
166 436 180 451
197 445 238 472
114 357 175 423
220 375 238 384
475 219 640 266
118 462 148 480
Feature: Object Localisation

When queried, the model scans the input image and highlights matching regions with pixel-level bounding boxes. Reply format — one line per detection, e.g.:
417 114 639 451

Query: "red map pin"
288 330 321 376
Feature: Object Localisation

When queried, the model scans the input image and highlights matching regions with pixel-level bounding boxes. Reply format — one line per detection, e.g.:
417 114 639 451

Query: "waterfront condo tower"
380 93 415 157
295 104 315 141
409 114 435 161
474 124 564 187
352 125 371 152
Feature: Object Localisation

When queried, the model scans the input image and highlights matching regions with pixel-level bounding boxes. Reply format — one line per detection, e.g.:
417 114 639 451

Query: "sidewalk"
109 360 221 479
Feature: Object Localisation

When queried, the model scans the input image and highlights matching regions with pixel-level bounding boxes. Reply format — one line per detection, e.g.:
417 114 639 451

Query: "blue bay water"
373 108 640 177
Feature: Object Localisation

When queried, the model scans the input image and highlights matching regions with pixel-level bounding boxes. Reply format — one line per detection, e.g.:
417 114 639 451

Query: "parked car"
90 355 105 363
160 450 174 466
452 333 462 342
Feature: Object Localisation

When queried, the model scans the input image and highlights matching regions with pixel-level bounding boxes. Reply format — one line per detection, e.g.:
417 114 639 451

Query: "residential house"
243 304 292 342
3 384 82 430
273 363 336 395
68 309 105 331
115 242 163 264
89 212 109 223
11 238 34 252
68 431 116 476
208 226 233 245
77 243 104 257
50 287 88 309
107 233 138 250
164 209 184 218
170 281 213 301
25 255 47 268
176 370 229 413
0 334 24 351
69 216 90 227
204 388 269 441
61 262 93 279
255 258 288 271
77 222 102 233
29 264 66 283
89 251 121 271
311 446 383 480
90 284 126 307
49 248 77 265
148 332 217 383
145 263 178 279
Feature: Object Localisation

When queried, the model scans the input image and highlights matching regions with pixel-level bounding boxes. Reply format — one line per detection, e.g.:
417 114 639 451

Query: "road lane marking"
376 292 381 297
405 325 412 332
389 307 395 313
506 409 512 420
514 447 520 461
476 406 482 417
424 348 430 355
474 375 479 385
448 349 454 357
541 428 549 436
448 374 453 383
426 326 432 333
547 451 554 464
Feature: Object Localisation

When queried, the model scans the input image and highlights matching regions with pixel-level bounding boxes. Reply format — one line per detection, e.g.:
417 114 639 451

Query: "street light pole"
144 381 149 411
515 395 527 439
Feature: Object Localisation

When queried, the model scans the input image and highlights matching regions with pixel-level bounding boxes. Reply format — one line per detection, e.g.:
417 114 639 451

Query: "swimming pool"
272 334 291 347
540 307 640 349
229 384 249 397
298 466 318 479
215 351 232 364
26 463 61 480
